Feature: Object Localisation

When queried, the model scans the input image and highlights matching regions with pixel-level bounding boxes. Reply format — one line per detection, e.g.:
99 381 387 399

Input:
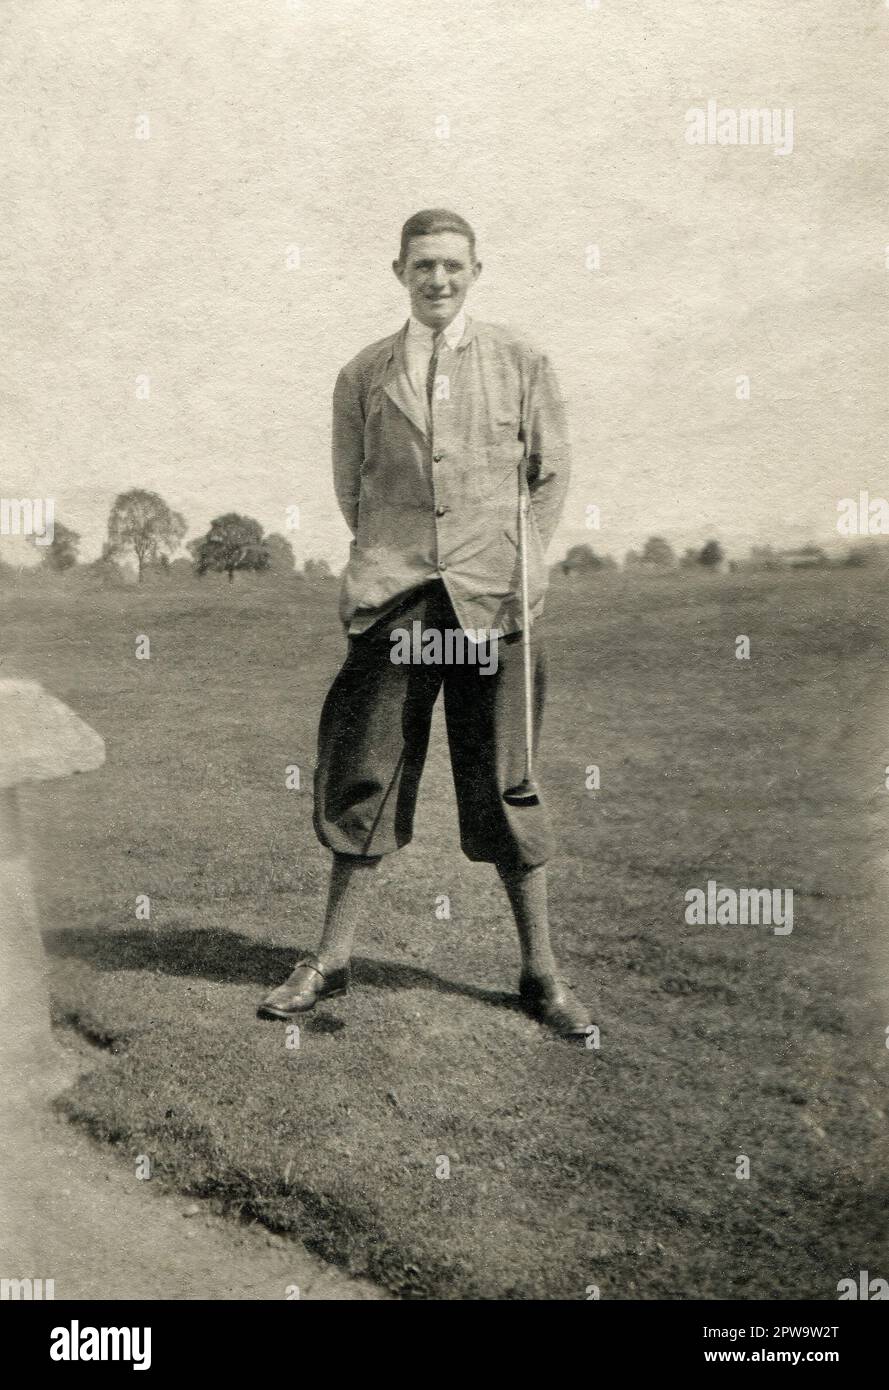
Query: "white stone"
0 679 105 788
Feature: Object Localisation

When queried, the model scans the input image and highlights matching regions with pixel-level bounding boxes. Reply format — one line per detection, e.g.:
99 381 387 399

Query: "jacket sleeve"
521 351 571 552
331 366 365 537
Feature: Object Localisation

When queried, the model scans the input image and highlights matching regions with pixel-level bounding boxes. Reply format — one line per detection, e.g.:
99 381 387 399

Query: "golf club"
503 462 541 807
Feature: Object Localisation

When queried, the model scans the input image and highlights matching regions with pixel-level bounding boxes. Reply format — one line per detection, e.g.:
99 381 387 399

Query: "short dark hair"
397 208 477 264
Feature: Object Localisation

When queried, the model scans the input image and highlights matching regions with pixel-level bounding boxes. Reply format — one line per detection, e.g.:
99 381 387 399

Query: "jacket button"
438 562 448 572
432 452 444 462
435 505 448 517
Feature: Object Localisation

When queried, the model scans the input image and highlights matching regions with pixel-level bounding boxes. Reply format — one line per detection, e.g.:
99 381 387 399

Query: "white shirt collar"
407 308 466 349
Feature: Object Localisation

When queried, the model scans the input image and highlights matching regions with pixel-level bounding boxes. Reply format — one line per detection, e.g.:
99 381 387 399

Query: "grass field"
4 565 888 1299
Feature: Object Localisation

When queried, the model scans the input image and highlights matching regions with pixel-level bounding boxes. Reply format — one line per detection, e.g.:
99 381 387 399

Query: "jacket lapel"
383 323 429 439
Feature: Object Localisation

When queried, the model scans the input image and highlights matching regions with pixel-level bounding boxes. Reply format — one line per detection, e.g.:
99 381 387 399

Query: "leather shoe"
519 971 593 1039
257 955 349 1019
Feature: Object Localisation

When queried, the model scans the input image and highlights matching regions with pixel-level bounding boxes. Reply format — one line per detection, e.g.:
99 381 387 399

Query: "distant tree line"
9 489 334 586
5 488 884 588
561 537 724 575
558 536 880 577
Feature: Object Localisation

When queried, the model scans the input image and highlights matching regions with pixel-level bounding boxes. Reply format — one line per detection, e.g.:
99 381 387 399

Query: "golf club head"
503 778 540 807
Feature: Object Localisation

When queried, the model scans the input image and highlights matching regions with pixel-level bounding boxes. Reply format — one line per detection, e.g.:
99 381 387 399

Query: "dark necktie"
426 331 443 407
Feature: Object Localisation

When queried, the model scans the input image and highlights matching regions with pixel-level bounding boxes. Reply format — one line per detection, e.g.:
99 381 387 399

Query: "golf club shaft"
517 466 535 783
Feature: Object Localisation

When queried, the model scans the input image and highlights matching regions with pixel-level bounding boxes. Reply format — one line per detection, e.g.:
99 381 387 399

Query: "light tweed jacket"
332 317 571 636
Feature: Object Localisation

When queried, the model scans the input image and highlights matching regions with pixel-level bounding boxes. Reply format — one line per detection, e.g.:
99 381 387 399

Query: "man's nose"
429 263 448 287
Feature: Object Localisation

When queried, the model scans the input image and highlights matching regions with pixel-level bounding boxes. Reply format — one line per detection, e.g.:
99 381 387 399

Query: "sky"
3 0 887 569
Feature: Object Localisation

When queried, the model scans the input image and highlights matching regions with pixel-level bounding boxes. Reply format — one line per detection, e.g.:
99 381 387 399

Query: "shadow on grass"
43 926 516 1010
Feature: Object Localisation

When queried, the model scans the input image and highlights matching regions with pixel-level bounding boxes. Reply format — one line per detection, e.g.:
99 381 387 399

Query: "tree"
264 533 296 572
190 513 270 584
641 536 675 567
79 550 127 586
38 521 80 572
698 539 724 569
750 544 781 571
141 552 173 583
303 556 333 581
106 489 186 582
168 556 197 582
791 543 828 568
560 543 605 576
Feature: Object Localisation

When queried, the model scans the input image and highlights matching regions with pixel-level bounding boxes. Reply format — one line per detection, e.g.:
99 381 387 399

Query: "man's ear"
472 260 482 282
392 259 406 286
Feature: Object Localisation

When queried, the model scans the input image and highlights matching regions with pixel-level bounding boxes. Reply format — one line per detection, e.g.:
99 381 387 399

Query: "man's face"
393 232 481 330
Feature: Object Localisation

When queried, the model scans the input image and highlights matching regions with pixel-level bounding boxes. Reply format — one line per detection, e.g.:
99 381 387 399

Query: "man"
258 209 591 1038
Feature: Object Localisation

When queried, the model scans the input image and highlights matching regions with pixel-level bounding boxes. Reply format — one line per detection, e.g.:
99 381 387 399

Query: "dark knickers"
312 580 554 868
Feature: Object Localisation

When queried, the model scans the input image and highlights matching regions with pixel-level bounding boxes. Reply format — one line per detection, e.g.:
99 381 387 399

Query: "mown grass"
4 565 888 1298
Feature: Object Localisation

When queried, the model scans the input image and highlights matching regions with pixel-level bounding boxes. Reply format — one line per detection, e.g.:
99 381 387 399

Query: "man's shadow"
43 925 517 1011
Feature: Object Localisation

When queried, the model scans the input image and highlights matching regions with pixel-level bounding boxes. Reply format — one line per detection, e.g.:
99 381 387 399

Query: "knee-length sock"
315 852 381 970
496 862 558 979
